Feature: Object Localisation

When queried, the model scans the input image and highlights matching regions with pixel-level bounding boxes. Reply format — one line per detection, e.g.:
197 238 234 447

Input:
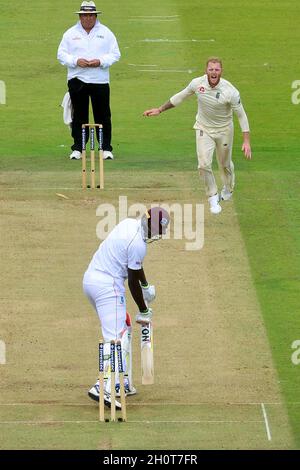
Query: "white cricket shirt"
170 75 250 133
86 219 147 290
57 20 121 84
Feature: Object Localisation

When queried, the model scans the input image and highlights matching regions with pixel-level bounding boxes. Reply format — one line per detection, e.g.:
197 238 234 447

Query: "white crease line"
128 63 157 67
130 15 180 18
138 69 194 73
240 64 270 67
261 403 272 441
8 39 50 43
127 420 263 424
1 188 299 199
0 419 263 426
0 401 292 407
0 420 98 425
140 39 215 43
0 186 198 189
129 19 178 22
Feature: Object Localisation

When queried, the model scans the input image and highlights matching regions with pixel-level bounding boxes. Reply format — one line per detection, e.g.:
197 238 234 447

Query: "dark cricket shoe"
88 382 122 410
115 381 137 397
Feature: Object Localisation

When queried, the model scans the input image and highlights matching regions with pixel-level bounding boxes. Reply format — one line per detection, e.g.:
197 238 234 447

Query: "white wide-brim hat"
75 1 102 14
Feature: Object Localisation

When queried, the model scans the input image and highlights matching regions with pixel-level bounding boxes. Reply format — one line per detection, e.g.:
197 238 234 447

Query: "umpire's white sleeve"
233 104 250 132
57 34 78 68
99 33 121 68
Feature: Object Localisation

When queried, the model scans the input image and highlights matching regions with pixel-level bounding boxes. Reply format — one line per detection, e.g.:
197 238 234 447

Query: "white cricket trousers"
83 270 126 341
196 124 235 197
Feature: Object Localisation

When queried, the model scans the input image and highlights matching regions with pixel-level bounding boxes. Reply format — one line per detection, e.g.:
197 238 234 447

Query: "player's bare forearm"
143 100 175 116
137 268 148 286
242 131 252 159
128 269 148 311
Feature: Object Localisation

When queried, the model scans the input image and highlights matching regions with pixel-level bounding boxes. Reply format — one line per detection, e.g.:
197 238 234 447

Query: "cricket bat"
140 322 154 385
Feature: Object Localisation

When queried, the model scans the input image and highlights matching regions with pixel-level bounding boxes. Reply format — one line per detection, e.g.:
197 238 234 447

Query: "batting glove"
136 307 153 324
141 284 156 303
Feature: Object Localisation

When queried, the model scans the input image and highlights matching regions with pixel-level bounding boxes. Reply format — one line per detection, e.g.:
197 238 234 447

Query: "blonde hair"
206 57 223 68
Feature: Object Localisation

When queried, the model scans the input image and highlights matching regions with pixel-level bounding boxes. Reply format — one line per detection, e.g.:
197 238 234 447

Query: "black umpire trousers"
68 78 112 152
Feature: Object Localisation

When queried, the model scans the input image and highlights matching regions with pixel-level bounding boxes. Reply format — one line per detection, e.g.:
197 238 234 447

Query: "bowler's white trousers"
196 123 235 197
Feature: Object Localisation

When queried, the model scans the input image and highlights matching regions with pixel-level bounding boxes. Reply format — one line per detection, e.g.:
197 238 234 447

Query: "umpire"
57 1 121 160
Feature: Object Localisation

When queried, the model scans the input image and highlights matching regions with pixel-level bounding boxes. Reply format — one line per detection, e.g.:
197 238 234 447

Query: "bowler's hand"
242 143 252 159
143 108 161 117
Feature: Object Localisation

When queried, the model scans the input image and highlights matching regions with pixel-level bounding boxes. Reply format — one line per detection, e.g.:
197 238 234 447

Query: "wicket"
110 340 116 422
98 341 105 422
116 340 127 422
98 339 127 423
82 124 104 190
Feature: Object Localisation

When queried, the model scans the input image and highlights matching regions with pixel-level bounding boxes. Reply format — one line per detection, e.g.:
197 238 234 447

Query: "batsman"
83 207 170 407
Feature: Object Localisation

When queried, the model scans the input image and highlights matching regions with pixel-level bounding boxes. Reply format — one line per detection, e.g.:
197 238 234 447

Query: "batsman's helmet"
142 206 170 240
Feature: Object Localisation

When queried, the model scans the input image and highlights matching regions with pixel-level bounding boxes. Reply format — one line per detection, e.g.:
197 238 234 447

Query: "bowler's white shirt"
170 75 249 133
57 20 121 83
86 219 146 289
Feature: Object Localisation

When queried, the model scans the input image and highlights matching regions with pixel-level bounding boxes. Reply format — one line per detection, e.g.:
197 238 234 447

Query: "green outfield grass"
0 0 299 450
